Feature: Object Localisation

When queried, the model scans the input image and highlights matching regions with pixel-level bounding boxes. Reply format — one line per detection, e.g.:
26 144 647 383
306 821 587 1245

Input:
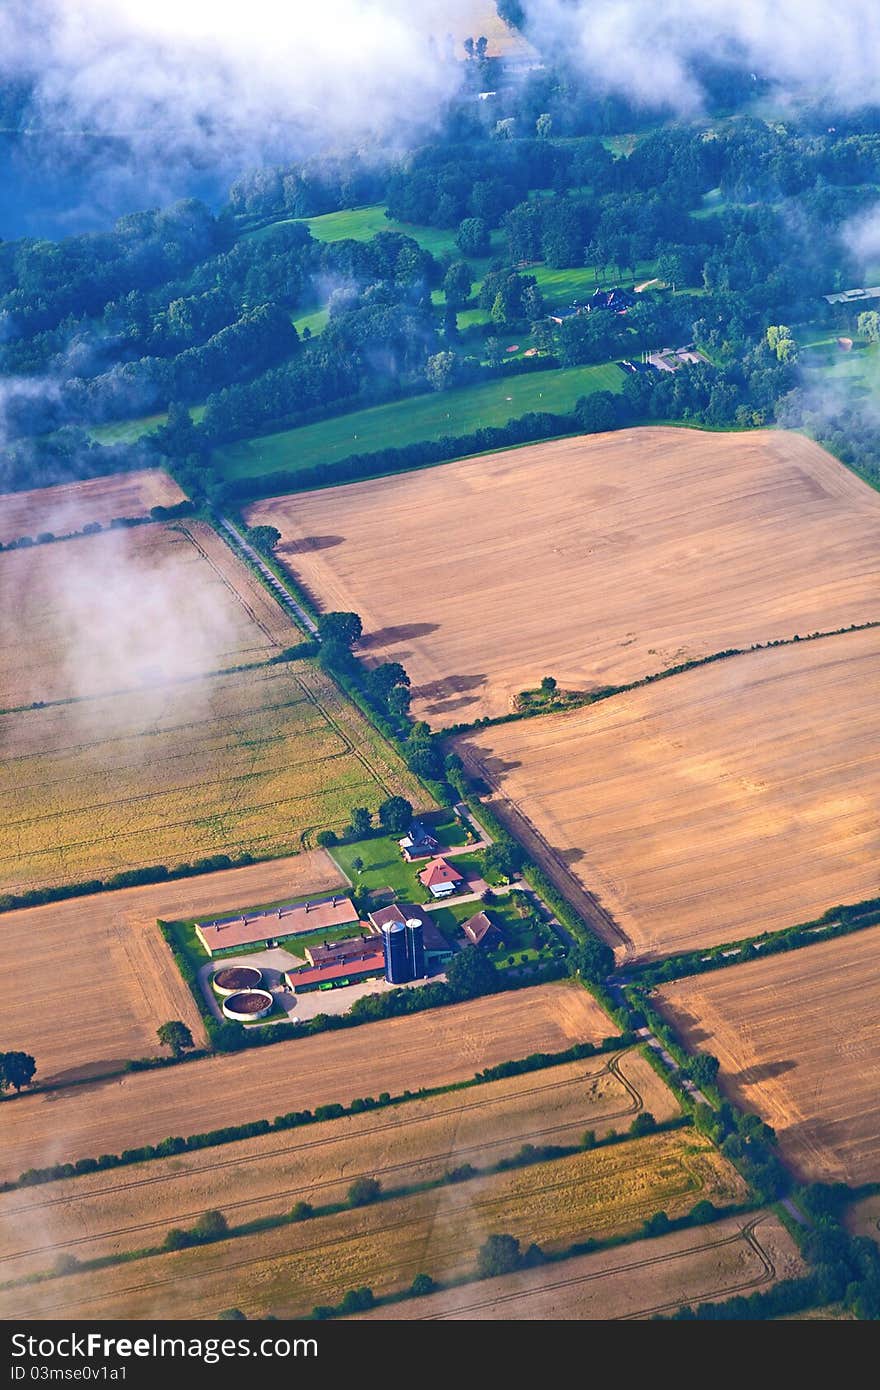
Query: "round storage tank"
381 919 410 984
405 917 425 979
212 965 263 997
222 989 273 1022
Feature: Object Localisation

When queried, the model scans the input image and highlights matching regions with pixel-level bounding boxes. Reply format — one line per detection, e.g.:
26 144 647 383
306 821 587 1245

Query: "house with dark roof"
418 857 465 899
398 819 441 862
369 903 454 967
461 910 504 950
588 287 636 314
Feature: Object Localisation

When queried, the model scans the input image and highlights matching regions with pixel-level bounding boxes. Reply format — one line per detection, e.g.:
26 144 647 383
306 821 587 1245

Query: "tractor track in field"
2 1134 710 1317
416 1216 775 1321
0 1056 650 1272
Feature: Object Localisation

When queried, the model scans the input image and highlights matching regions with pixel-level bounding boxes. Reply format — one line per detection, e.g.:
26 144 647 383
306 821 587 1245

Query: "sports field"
219 364 622 482
0 852 345 1085
455 628 880 959
248 427 880 724
0 1129 741 1319
657 924 880 1184
0 470 186 546
0 983 610 1183
358 1211 803 1320
0 1048 677 1282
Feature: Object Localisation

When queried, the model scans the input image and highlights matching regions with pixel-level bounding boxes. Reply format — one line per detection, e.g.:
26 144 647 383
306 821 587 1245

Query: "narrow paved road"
219 517 319 636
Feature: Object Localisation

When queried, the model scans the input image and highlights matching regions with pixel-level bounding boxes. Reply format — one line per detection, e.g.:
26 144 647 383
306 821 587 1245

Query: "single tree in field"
156 1021 195 1059
317 611 362 648
0 1052 36 1093
378 796 413 834
247 524 281 554
476 1233 523 1278
351 856 365 877
540 675 557 694
442 260 472 310
348 806 373 839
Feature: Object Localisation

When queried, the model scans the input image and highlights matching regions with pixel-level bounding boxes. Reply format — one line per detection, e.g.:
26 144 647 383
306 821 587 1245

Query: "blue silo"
382 919 410 984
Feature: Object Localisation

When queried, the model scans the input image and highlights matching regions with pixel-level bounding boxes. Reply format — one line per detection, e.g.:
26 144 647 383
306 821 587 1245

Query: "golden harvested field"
657 926 880 1184
0 1130 742 1319
455 628 880 959
359 1211 803 1320
0 469 186 546
0 851 344 1085
0 520 289 709
417 1 537 58
0 983 610 1182
0 659 426 894
0 1048 679 1282
247 428 880 724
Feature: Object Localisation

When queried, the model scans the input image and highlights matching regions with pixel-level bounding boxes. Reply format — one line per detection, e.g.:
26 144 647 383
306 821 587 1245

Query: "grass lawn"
332 835 433 901
213 362 625 482
292 305 330 337
427 896 561 970
89 403 206 446
798 333 879 396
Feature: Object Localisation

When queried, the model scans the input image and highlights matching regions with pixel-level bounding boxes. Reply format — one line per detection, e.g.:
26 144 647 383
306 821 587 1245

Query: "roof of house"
369 902 451 953
461 910 500 947
305 935 382 968
196 895 358 954
418 857 463 888
287 948 385 989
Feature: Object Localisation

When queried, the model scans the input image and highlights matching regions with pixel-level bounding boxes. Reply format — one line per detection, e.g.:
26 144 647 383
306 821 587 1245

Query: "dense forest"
3 50 880 497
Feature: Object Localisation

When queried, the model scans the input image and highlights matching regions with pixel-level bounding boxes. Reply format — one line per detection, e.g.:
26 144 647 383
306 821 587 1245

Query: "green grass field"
89 404 206 446
214 363 624 481
331 812 470 901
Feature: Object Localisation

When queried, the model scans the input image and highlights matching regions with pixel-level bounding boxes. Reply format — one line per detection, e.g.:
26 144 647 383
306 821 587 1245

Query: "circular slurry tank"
212 965 263 997
222 989 273 1022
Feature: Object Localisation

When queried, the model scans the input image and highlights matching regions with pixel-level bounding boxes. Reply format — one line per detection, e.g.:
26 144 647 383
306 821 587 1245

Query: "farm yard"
0 660 426 895
0 469 186 546
0 851 345 1085
0 1047 677 1284
454 627 880 960
358 1211 804 1321
0 519 290 709
0 982 611 1184
0 1129 742 1320
656 924 880 1185
247 428 880 724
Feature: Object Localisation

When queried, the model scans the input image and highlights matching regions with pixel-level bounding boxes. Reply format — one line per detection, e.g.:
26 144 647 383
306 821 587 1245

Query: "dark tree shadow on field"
361 622 439 649
279 535 344 554
733 1059 798 1085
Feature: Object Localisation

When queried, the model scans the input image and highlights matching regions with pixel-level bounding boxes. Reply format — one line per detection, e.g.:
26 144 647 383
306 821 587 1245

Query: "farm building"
285 936 385 993
398 819 441 861
418 857 465 898
461 910 503 949
370 903 455 968
195 894 358 957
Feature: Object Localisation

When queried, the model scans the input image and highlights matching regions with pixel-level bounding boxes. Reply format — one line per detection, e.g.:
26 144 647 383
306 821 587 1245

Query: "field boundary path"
219 517 319 636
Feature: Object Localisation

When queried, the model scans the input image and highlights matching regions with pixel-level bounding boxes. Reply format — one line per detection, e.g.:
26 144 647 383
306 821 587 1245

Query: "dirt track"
248 427 880 724
0 982 611 1182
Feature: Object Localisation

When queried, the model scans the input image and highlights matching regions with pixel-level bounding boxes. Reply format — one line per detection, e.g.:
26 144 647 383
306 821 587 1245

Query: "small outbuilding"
398 820 441 861
461 910 504 950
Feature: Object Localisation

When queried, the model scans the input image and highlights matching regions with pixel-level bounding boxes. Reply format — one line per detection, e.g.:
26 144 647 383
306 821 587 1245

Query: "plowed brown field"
247 428 880 724
0 851 345 1085
455 628 880 959
0 983 611 1183
657 926 880 1184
